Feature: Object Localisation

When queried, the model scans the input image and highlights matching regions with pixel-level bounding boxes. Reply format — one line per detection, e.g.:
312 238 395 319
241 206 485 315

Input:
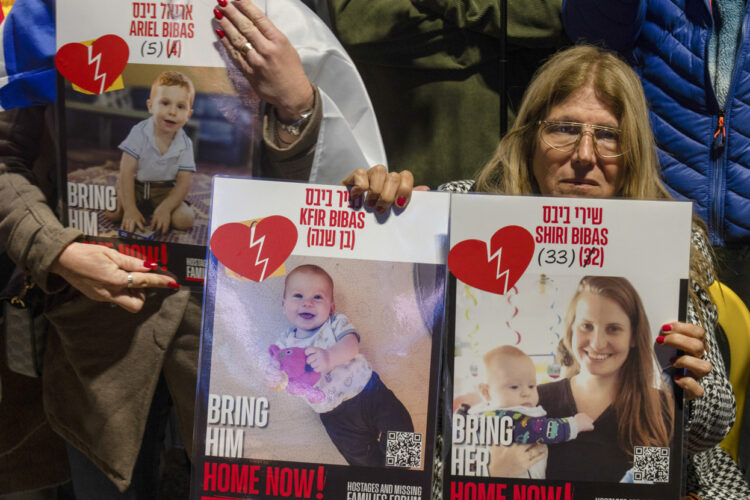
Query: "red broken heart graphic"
448 225 535 295
55 35 129 94
210 216 298 282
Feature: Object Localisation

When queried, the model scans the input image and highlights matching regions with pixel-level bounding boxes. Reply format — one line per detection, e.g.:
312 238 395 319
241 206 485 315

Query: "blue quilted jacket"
563 0 750 246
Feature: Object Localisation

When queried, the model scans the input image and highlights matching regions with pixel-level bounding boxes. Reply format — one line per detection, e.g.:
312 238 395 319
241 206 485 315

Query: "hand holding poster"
446 194 692 500
56 0 387 287
194 178 450 499
57 0 270 288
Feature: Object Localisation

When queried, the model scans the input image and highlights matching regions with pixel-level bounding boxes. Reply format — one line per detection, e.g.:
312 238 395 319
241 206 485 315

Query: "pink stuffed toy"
269 345 325 404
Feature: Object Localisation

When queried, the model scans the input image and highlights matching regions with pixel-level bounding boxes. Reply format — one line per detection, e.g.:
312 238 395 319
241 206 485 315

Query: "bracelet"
273 120 294 148
274 92 315 136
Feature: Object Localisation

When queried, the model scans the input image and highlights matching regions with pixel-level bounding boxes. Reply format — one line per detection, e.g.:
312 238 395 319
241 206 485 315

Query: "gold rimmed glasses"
538 120 625 158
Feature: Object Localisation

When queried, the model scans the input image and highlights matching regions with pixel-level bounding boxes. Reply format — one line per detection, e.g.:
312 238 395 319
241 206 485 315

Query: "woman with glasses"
342 45 749 498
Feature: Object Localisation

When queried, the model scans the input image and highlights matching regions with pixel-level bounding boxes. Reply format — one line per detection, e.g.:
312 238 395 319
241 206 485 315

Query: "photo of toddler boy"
106 70 196 235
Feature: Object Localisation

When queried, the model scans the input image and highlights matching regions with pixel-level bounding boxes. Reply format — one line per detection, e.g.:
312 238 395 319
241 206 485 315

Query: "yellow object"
2 0 15 19
710 281 750 462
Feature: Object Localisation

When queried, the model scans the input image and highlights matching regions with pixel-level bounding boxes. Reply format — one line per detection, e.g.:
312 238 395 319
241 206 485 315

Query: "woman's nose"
591 329 607 349
573 131 597 167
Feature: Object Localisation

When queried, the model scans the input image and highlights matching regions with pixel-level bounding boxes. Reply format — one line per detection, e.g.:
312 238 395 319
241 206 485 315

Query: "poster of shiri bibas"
445 194 692 500
56 0 266 288
193 177 450 500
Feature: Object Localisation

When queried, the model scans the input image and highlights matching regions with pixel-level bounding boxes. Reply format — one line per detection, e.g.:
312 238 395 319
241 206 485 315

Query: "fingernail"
656 335 665 344
217 0 227 6
376 206 385 214
143 260 158 270
367 199 376 207
213 7 223 19
168 282 181 290
396 196 406 208
669 356 677 364
215 28 225 39
674 375 682 381
661 323 672 332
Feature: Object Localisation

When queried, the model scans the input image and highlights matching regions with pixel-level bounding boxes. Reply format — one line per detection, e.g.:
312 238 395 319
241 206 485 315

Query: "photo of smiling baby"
203 254 439 468
466 345 594 479
270 264 414 466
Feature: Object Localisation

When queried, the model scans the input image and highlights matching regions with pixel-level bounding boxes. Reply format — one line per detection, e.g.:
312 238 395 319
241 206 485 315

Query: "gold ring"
127 273 134 288
239 41 253 55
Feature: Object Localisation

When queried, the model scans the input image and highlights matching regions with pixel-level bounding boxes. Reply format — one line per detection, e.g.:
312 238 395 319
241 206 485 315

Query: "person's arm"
681 295 735 453
0 106 178 312
562 0 646 51
306 332 359 374
682 229 735 453
493 409 592 444
305 315 360 373
151 170 192 234
0 106 81 292
213 0 328 181
118 152 146 233
260 85 322 181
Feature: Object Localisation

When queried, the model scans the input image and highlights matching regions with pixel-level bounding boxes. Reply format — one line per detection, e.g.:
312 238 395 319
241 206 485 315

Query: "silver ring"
239 41 253 55
127 273 134 288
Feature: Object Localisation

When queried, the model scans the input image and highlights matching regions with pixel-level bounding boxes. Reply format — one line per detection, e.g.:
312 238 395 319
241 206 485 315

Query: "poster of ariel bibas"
445 194 692 500
56 0 265 288
192 177 450 499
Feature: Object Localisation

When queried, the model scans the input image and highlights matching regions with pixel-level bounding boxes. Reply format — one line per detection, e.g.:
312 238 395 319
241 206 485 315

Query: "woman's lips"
584 349 611 360
563 178 599 186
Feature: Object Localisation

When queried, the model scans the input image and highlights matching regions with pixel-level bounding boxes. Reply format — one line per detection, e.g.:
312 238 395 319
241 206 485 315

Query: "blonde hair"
475 45 713 312
559 276 674 458
150 70 195 106
476 45 665 199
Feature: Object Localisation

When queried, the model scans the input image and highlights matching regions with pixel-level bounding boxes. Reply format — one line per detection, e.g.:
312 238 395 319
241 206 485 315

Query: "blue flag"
0 0 56 110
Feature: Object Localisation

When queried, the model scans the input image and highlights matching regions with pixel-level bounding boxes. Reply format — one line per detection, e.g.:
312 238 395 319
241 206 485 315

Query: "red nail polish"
669 356 677 364
376 206 385 214
213 7 223 19
217 0 227 6
168 282 181 290
661 323 673 332
656 335 665 344
215 28 225 38
143 260 158 270
674 375 682 381
396 196 406 207
367 199 376 207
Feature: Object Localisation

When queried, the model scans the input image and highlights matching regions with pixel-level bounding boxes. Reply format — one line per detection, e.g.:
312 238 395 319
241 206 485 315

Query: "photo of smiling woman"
537 276 674 482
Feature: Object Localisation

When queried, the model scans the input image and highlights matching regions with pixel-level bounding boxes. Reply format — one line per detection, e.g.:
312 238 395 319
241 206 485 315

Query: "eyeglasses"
538 120 625 158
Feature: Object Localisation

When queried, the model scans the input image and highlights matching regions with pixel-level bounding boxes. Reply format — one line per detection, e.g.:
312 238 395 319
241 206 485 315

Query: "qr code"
385 431 422 468
633 446 670 483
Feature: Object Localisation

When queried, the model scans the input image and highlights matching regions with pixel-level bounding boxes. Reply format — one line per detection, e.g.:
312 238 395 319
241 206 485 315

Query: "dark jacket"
328 0 568 187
